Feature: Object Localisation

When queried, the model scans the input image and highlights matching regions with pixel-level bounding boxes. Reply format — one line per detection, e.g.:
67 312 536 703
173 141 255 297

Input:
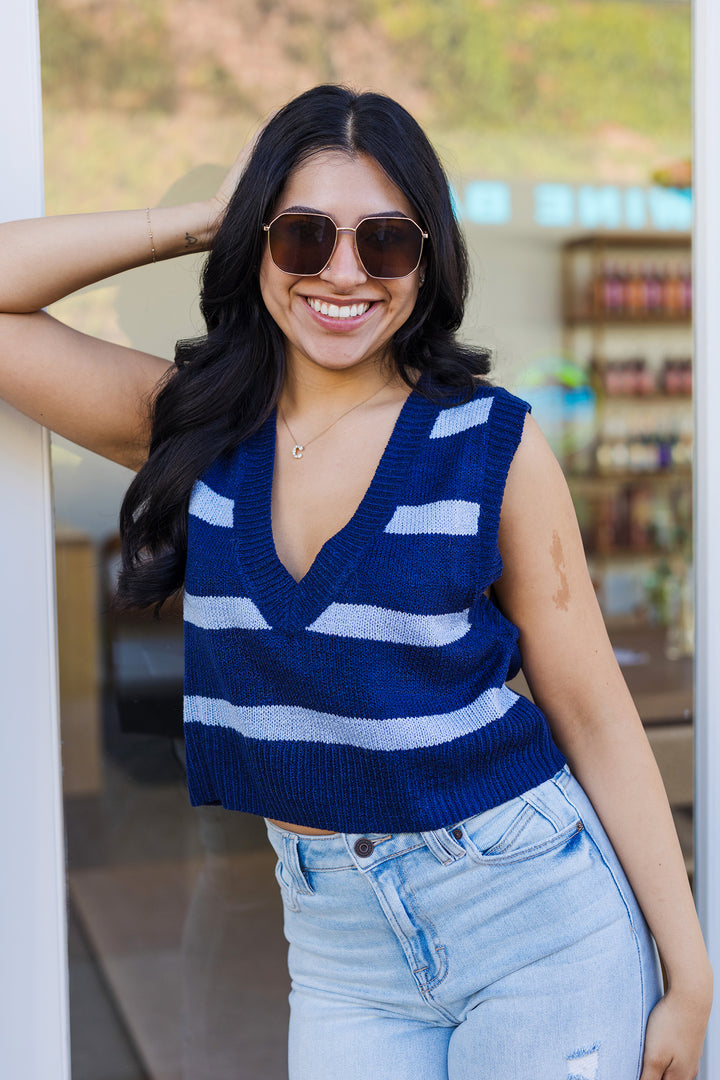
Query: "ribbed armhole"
478 387 531 586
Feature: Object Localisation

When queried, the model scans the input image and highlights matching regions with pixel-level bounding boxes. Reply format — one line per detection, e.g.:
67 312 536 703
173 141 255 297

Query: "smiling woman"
0 83 711 1080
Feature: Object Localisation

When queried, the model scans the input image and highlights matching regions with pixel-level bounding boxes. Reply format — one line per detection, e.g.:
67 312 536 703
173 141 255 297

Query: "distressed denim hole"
567 1042 600 1080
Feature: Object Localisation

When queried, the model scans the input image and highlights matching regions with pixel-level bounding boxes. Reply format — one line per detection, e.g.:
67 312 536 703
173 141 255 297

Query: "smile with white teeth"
306 298 371 319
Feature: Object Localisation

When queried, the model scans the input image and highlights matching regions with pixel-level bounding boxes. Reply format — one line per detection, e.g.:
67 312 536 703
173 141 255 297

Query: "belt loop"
421 827 465 865
523 778 567 831
280 832 313 895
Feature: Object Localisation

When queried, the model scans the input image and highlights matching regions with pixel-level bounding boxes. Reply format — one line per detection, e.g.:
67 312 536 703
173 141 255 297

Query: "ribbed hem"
184 697 566 833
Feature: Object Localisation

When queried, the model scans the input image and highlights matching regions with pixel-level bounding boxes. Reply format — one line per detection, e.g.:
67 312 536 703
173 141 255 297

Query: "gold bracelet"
145 207 156 263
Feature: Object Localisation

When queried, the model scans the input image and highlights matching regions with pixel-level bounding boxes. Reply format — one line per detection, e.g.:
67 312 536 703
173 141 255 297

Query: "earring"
419 273 426 286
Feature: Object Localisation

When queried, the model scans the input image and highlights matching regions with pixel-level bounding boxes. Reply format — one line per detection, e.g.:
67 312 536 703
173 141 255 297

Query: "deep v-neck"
233 377 439 632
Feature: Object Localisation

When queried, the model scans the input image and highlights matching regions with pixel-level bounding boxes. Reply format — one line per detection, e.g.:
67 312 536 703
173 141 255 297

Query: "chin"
294 342 389 374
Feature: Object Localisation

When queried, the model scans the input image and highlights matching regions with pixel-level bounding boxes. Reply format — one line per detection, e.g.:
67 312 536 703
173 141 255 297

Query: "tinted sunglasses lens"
268 214 336 275
356 218 424 278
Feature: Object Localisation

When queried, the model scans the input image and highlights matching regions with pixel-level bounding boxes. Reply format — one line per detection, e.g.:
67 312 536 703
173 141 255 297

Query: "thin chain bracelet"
145 207 156 263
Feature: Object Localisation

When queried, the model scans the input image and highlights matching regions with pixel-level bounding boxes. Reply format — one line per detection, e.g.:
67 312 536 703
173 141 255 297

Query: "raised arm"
0 140 250 470
0 201 220 469
494 415 711 1080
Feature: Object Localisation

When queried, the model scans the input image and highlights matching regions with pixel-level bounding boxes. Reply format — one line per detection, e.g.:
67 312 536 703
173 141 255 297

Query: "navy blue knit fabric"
183 381 565 832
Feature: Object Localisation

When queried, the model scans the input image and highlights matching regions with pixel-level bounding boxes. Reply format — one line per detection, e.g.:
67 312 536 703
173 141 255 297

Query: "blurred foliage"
37 0 691 207
39 0 177 112
39 0 690 136
373 0 690 136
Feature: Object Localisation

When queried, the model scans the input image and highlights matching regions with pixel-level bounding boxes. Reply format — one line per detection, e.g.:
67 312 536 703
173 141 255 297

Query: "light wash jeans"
265 766 663 1080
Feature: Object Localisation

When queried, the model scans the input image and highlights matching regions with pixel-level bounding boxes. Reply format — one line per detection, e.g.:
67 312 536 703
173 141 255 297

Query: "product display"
587 260 691 320
561 234 692 632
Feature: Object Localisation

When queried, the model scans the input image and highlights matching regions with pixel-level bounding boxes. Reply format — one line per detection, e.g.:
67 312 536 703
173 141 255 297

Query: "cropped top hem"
184 699 566 833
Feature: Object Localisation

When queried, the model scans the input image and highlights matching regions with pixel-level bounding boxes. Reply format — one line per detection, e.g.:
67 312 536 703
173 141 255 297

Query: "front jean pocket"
460 784 584 866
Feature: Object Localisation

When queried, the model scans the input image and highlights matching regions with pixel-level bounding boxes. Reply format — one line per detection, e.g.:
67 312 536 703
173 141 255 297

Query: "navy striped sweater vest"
183 381 565 832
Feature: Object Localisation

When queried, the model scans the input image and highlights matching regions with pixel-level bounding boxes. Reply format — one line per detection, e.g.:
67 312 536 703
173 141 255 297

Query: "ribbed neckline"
232 377 440 631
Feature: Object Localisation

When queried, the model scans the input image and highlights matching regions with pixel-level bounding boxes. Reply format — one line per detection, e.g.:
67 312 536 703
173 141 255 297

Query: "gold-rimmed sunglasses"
263 212 428 280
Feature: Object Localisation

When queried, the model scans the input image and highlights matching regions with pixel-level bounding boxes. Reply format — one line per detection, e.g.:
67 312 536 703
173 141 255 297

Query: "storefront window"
39 1 691 1075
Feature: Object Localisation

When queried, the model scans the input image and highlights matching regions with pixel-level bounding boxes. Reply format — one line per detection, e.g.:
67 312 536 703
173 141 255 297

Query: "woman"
0 85 711 1078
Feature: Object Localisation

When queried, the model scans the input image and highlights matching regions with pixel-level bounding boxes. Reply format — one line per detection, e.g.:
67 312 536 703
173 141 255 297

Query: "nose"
319 229 368 289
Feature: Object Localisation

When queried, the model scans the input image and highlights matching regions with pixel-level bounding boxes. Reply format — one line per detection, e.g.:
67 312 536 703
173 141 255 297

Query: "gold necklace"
278 382 390 459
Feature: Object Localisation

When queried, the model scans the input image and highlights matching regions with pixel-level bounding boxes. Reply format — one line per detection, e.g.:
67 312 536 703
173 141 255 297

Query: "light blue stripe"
430 397 493 439
385 500 480 536
183 686 518 751
184 593 271 630
307 602 471 646
189 480 234 528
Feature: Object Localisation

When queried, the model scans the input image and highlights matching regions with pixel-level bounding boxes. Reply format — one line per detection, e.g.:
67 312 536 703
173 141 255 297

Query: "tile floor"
65 732 290 1080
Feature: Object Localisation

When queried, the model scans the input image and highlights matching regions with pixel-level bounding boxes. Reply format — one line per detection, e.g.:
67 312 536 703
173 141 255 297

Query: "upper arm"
493 413 639 750
0 310 172 470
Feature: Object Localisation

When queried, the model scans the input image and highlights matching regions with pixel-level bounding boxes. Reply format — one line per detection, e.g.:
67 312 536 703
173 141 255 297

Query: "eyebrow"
279 204 411 219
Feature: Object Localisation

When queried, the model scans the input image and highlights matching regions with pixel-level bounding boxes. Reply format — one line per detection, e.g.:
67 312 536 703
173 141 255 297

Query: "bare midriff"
267 818 338 835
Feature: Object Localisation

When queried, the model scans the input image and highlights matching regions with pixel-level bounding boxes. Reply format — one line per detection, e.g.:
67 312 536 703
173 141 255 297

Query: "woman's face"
259 151 424 380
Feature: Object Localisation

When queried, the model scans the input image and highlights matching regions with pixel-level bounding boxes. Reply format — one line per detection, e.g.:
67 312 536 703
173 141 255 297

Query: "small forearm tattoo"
185 232 198 247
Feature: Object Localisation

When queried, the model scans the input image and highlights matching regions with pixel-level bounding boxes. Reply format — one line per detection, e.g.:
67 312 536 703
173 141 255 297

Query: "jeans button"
452 827 463 840
354 837 374 857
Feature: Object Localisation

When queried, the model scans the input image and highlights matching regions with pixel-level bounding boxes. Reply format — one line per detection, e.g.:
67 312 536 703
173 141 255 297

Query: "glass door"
33 0 703 1075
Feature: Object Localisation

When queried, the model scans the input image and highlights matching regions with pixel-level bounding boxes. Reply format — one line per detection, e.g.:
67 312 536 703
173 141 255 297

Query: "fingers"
639 1053 699 1080
212 109 279 213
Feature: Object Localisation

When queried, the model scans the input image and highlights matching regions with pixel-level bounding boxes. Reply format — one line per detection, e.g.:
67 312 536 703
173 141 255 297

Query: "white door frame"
693 1 720 1074
0 1 70 1077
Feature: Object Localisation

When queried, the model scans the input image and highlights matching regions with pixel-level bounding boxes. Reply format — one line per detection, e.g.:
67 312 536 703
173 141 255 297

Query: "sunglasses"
263 212 428 279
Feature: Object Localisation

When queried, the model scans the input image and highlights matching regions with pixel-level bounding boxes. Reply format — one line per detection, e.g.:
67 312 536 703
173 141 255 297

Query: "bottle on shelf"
624 264 647 317
662 356 692 396
608 261 626 314
646 264 664 315
661 262 684 317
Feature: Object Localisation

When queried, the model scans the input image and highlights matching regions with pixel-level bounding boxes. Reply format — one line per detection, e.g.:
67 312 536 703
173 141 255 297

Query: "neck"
279 356 406 421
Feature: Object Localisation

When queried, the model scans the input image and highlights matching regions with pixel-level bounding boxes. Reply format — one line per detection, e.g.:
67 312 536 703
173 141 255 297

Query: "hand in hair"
208 112 276 232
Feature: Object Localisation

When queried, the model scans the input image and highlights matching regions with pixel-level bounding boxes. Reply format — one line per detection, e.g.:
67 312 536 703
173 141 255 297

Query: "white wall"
0 1 70 1076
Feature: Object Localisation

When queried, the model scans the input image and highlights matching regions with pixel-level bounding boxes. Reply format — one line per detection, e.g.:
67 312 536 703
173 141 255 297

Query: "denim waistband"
266 818 467 872
265 766 572 874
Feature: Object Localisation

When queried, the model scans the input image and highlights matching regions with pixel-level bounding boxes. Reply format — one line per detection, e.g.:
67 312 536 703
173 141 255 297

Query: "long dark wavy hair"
115 84 491 611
